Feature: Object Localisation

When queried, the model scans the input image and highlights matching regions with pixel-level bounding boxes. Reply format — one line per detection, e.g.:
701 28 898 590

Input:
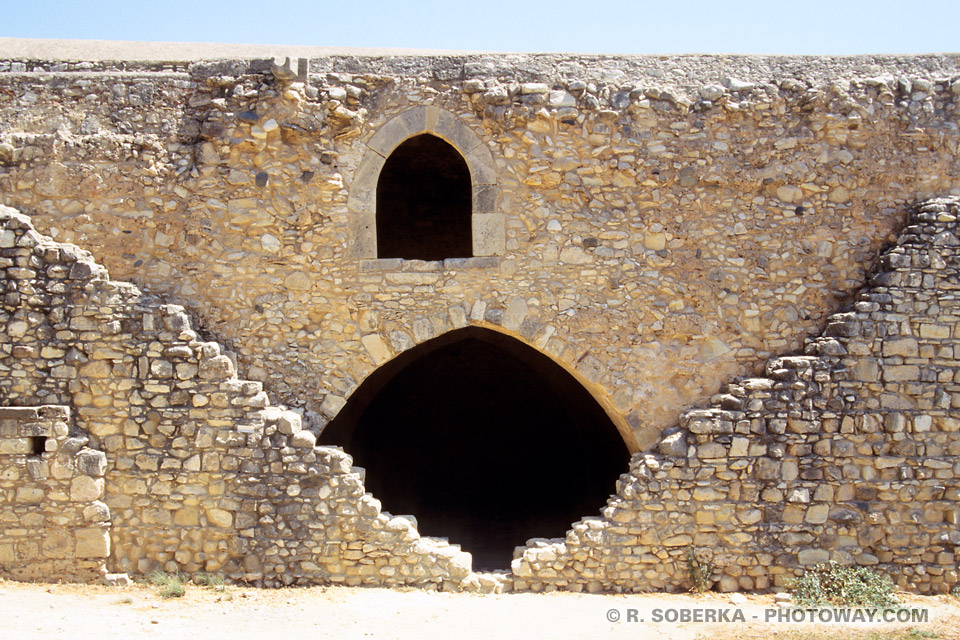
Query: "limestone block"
320 394 347 418
176 363 199 379
781 460 798 482
0 437 31 454
500 297 529 332
199 355 235 380
398 105 430 136
662 534 693 547
291 430 316 448
465 144 497 185
798 549 830 565
432 109 483 154
388 330 415 352
658 431 687 457
643 233 667 251
472 213 505 256
729 437 749 457
347 151 385 215
174 507 200 526
205 507 233 528
42 530 73 559
368 115 413 157
15 487 45 503
277 411 302 435
70 476 104 501
283 271 312 291
361 334 392 365
77 449 107 476
559 246 592 264
197 142 219 165
0 544 16 563
473 184 500 213
776 185 803 203
804 504 830 524
82 501 111 522
827 186 851 203
548 91 577 107
182 454 201 471
75 527 110 558
696 442 726 459
882 338 919 357
447 551 473 578
576 355 604 384
693 487 725 501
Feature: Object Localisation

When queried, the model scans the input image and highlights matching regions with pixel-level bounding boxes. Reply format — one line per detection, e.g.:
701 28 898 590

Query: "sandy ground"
2 580 960 640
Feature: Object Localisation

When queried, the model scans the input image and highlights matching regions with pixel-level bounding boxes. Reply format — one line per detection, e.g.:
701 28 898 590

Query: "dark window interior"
30 436 46 456
376 134 473 261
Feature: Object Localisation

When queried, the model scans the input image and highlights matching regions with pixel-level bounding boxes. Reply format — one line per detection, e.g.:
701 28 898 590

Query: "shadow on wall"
319 326 630 570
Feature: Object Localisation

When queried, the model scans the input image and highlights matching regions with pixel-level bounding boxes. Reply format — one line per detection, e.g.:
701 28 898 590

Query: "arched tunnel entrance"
318 327 630 570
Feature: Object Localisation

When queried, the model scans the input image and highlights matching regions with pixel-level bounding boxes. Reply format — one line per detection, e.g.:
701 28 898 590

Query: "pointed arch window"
376 134 472 261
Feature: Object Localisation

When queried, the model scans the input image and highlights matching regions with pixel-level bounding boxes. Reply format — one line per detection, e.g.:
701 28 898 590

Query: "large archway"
319 327 630 570
376 134 472 260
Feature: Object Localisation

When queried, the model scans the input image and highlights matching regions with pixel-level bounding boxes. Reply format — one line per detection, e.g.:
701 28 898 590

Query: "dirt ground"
2 579 960 640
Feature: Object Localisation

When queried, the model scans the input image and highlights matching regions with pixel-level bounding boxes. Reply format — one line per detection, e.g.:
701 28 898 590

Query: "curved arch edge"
326 319 642 454
347 107 503 259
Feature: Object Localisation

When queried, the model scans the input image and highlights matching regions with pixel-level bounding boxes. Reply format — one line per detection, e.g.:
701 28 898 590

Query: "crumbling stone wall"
1 50 959 447
0 404 110 581
3 192 960 592
0 206 471 587
1 44 960 593
513 197 960 595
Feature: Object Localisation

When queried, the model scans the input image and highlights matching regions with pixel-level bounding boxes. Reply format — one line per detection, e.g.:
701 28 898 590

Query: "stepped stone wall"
0 206 471 587
1 49 959 447
513 197 960 594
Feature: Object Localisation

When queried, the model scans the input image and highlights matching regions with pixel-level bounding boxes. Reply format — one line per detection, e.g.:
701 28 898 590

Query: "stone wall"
1 44 960 593
0 404 110 581
0 205 472 587
4 190 960 592
1 50 958 447
513 197 960 595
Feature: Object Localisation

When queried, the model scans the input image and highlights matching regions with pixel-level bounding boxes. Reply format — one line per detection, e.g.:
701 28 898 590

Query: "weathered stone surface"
1 46 960 595
75 527 110 558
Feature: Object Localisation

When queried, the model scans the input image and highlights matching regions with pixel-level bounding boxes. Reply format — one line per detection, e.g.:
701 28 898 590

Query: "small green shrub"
147 570 186 599
790 562 897 608
193 572 226 591
685 546 716 593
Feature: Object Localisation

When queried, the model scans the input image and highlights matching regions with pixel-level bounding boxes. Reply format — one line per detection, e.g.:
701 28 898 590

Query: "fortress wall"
0 205 476 588
513 198 960 594
0 53 957 445
1 47 960 592
0 404 110 582
3 195 960 592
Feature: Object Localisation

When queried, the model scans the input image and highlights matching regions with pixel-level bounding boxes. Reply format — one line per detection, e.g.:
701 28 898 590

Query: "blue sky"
3 0 959 55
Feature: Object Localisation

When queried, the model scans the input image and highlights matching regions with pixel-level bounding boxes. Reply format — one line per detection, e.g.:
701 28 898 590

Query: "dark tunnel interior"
318 327 630 571
376 133 473 261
